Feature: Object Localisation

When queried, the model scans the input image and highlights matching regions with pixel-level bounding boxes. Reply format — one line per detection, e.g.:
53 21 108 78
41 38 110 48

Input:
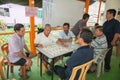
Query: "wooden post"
97 0 102 23
85 0 90 13
29 0 36 55
0 57 4 80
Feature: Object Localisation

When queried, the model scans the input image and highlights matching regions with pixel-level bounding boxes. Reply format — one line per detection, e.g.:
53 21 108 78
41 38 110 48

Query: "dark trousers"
54 65 67 79
54 65 80 80
105 47 113 70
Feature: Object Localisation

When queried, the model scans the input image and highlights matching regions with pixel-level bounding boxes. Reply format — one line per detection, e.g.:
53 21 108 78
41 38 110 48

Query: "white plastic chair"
94 48 110 77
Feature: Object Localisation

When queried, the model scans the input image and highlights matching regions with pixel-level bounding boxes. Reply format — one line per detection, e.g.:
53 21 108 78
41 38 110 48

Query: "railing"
0 30 37 45
0 28 62 55
0 30 37 55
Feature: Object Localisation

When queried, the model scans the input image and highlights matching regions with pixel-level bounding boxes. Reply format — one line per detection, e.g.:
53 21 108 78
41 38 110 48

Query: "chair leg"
58 78 61 80
102 61 105 74
42 62 45 74
97 62 102 77
0 63 4 80
37 57 40 66
21 66 26 80
10 66 14 73
2 62 6 70
7 65 9 79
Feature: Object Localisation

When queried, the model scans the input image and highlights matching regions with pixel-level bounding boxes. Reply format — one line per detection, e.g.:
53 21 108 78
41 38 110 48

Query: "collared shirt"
34 32 58 46
103 18 120 48
71 19 86 36
91 34 108 58
8 33 25 63
59 30 75 39
65 46 93 80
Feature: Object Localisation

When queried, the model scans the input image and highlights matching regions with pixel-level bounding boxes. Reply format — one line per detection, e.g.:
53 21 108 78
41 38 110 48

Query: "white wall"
105 0 120 11
43 0 85 27
102 0 120 23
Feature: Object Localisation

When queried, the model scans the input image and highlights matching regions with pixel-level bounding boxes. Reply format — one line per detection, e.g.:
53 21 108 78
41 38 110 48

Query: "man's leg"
13 58 32 76
13 58 27 76
25 52 33 71
105 48 113 71
54 65 66 79
21 65 26 80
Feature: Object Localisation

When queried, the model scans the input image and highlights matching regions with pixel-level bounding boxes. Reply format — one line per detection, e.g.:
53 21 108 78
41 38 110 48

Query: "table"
36 43 79 80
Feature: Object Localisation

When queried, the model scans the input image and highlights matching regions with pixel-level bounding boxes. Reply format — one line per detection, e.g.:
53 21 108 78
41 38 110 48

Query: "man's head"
78 29 93 45
94 26 103 37
14 23 25 37
63 23 70 34
44 24 51 37
82 13 90 23
106 9 116 20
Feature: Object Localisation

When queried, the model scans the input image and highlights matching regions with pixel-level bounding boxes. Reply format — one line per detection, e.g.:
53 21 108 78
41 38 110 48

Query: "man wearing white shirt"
59 23 75 42
34 24 67 75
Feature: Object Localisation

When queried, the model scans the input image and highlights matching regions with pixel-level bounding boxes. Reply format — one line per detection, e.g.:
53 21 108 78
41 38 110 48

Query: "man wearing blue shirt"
103 9 120 72
59 23 75 42
54 29 93 80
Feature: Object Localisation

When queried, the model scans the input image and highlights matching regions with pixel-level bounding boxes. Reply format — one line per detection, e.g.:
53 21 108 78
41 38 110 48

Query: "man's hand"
26 58 32 66
111 41 117 46
29 52 36 58
63 43 68 47
38 44 44 48
111 33 120 46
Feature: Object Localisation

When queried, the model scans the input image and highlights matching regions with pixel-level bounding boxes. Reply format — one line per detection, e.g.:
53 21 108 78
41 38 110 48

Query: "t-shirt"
71 19 86 36
8 33 25 63
34 32 58 46
65 46 93 80
91 34 108 58
59 30 75 39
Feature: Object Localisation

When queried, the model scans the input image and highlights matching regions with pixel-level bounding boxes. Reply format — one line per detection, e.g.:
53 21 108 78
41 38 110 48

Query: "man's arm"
34 43 43 48
56 39 68 47
58 38 72 42
24 44 30 52
24 44 34 57
17 51 29 60
111 33 120 46
112 21 120 46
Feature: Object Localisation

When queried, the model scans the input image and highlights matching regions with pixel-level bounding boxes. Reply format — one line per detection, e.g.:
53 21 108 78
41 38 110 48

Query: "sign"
38 10 42 18
25 6 38 16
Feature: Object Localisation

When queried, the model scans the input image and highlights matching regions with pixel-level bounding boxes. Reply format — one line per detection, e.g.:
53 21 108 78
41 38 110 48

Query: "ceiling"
77 0 106 5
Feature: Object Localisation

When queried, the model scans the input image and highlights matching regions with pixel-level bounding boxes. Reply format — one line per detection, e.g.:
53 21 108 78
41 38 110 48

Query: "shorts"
12 58 26 66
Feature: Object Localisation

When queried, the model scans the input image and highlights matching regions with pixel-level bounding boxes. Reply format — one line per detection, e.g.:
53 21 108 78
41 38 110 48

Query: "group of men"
8 8 120 80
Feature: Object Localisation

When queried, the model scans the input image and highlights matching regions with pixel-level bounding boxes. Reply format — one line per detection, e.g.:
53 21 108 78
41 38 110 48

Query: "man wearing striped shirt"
91 26 108 58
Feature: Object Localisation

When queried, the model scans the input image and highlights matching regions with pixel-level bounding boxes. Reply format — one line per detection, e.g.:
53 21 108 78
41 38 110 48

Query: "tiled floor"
1 51 120 80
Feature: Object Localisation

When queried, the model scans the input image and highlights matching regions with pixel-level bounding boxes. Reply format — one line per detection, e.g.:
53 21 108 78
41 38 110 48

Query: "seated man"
59 23 75 57
54 29 93 80
91 26 108 58
34 24 67 75
89 26 108 73
58 23 75 42
8 23 33 77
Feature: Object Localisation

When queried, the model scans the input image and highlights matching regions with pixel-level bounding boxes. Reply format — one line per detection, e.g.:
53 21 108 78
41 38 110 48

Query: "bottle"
72 37 76 48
